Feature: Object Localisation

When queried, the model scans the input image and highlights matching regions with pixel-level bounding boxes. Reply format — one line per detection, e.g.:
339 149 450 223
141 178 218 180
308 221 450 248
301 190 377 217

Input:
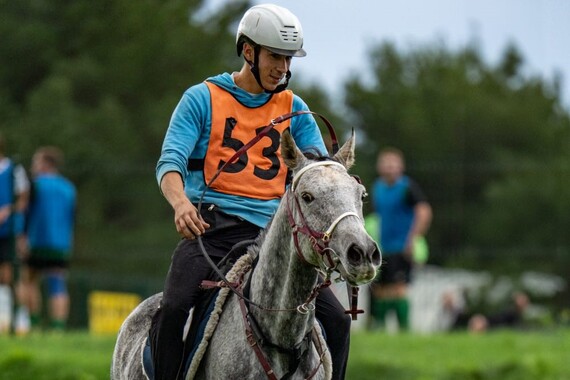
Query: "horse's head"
281 130 381 286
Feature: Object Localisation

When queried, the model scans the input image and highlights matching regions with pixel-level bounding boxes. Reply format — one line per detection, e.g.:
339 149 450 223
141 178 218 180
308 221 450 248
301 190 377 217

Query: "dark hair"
378 146 405 164
36 146 64 169
236 35 258 57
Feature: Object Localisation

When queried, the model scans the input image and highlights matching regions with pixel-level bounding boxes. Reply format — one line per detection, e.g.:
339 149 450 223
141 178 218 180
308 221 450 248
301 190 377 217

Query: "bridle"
202 160 361 310
234 161 363 380
286 161 361 274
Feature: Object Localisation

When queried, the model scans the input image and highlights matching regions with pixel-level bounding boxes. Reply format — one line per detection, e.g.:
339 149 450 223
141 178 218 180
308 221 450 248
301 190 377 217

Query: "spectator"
0 133 30 335
21 146 76 331
369 147 432 331
467 291 530 333
440 288 469 331
441 289 531 333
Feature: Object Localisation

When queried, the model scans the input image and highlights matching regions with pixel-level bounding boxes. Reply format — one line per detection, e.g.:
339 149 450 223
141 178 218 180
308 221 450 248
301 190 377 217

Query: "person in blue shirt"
0 133 29 335
21 146 76 331
370 147 432 331
151 4 351 380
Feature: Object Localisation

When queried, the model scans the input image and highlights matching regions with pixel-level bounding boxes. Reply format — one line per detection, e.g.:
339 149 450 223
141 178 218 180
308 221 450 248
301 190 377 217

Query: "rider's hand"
173 199 210 240
160 171 210 240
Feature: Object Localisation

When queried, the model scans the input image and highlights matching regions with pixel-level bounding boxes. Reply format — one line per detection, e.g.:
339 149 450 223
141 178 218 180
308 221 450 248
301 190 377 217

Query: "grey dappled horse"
111 130 381 380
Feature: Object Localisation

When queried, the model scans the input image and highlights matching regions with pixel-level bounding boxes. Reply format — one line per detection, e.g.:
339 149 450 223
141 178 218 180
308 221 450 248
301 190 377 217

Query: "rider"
151 4 351 380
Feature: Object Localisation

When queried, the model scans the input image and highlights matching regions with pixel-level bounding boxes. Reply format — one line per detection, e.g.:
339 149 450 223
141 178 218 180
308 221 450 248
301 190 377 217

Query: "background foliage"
2 0 569 323
345 42 570 273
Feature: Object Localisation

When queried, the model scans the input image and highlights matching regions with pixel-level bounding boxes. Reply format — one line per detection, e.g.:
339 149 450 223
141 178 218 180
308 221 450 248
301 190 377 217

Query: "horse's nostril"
347 244 363 265
348 245 382 266
371 247 381 266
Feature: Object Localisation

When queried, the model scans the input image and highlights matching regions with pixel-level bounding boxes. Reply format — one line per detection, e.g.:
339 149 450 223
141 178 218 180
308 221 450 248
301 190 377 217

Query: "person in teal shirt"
370 147 432 331
21 146 76 331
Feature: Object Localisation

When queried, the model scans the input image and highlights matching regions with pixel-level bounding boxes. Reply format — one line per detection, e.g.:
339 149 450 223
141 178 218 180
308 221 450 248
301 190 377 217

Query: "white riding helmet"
236 4 306 58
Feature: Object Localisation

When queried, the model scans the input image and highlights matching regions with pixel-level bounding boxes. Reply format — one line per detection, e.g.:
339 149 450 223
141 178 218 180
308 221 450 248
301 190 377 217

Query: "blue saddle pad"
143 291 219 380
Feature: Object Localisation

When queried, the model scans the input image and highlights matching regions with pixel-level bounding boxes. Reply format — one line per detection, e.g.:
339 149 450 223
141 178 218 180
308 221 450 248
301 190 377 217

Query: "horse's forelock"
303 150 351 170
302 149 333 162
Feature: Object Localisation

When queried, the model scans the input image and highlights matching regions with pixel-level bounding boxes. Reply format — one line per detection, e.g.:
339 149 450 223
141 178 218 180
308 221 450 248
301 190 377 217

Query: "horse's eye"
301 192 314 203
361 191 368 201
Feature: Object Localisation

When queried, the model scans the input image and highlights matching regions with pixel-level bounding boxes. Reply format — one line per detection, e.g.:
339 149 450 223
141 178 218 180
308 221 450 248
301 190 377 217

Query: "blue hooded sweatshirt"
156 73 327 227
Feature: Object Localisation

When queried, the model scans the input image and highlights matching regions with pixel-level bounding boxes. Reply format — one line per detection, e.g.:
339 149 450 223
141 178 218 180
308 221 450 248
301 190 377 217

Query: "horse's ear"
333 128 356 169
280 129 304 170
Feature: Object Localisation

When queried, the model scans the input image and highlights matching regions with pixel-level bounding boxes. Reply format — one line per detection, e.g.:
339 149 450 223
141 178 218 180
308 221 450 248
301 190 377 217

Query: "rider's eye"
301 192 314 203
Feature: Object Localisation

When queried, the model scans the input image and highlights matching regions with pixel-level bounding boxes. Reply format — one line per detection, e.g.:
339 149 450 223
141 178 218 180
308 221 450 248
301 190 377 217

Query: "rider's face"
256 47 292 91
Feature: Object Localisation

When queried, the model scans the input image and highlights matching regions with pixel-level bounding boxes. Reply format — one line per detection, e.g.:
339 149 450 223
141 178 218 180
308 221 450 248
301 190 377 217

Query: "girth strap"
238 284 279 380
237 267 324 380
238 291 323 380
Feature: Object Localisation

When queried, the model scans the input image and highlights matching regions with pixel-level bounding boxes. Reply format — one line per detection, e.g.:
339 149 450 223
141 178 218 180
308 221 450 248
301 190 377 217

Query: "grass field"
347 329 570 380
0 329 568 380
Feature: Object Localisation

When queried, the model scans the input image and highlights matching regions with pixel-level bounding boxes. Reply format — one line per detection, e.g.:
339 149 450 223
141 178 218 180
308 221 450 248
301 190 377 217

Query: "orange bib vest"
204 82 293 200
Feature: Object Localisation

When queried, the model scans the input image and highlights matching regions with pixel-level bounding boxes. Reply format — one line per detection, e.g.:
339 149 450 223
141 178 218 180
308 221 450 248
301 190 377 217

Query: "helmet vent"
280 27 299 42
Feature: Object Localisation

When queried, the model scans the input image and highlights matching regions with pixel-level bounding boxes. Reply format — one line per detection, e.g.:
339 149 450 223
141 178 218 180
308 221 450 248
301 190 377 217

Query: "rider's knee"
159 296 192 319
325 308 351 336
336 312 351 333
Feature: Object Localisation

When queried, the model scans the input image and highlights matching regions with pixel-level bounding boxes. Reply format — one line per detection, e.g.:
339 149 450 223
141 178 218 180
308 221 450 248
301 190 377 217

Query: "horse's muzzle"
347 243 381 267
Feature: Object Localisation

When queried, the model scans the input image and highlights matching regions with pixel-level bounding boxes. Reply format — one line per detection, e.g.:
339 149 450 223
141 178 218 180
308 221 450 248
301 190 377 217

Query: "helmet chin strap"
246 45 291 94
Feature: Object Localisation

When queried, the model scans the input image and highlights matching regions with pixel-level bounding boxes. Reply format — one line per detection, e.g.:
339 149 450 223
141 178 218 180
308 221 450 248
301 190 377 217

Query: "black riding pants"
151 207 351 380
315 284 352 380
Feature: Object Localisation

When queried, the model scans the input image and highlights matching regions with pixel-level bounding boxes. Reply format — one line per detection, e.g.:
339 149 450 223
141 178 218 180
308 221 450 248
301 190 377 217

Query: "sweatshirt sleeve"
289 95 327 156
156 83 211 187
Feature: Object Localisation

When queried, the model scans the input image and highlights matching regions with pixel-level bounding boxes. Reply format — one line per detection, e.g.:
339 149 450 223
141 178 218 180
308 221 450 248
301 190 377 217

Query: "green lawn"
347 329 570 380
0 332 115 380
0 329 568 379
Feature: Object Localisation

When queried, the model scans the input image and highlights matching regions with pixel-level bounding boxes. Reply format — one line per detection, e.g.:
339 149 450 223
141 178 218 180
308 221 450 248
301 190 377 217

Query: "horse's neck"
249 203 318 346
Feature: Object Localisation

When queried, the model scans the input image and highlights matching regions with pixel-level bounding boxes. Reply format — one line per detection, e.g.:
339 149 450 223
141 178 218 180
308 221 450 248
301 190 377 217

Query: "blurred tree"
290 81 351 152
344 40 570 274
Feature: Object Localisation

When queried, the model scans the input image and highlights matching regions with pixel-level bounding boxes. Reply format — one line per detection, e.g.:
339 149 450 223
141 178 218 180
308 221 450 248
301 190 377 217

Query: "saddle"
142 238 333 380
142 240 254 380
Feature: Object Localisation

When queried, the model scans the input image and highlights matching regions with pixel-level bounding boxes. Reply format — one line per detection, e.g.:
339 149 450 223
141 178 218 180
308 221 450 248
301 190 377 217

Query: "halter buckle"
296 303 315 315
309 236 319 249
321 249 338 271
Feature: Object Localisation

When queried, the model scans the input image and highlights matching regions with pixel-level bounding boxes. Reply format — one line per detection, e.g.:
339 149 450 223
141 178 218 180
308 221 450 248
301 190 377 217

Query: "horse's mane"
247 229 265 259
303 148 333 162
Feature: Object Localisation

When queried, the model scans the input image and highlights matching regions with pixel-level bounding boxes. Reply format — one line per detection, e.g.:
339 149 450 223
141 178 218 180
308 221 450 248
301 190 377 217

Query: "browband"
291 161 346 192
